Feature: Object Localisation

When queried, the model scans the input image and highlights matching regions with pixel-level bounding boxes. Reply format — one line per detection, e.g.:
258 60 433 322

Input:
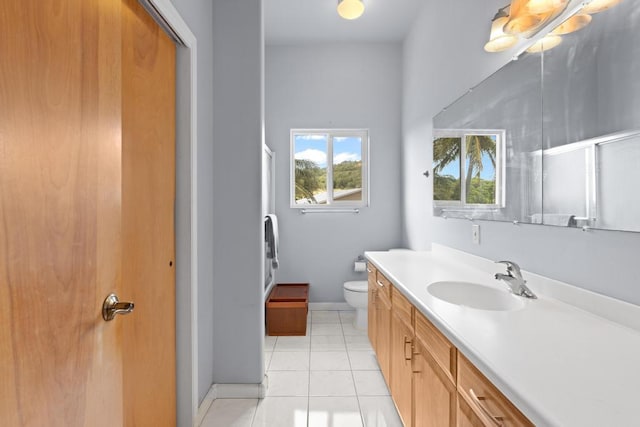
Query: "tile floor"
199 310 403 427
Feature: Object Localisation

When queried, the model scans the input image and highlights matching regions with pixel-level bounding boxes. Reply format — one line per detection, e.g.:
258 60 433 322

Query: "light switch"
472 224 480 245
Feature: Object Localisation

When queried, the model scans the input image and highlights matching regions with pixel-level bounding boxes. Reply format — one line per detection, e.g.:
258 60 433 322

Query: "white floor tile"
345 335 374 351
308 397 363 427
273 335 310 351
309 371 356 397
265 371 309 397
311 335 346 351
311 310 341 324
310 351 351 371
348 351 380 371
251 397 308 427
199 399 258 427
268 351 310 371
342 322 368 336
311 323 344 336
359 396 403 427
264 336 277 351
264 352 273 371
339 310 356 323
353 371 390 396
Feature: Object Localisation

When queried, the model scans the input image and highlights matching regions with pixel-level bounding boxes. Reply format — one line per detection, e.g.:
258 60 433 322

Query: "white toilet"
343 280 368 330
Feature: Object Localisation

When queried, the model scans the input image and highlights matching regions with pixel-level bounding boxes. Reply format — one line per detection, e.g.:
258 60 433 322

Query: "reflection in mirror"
541 0 640 232
433 52 542 223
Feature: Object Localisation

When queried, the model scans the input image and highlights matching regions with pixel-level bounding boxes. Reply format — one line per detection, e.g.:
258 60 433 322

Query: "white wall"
169 0 215 407
211 0 265 383
266 43 404 302
402 0 640 305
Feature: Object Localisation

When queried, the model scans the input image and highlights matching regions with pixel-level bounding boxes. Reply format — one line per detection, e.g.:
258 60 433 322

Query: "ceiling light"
526 34 563 52
337 0 365 20
581 0 623 14
551 13 592 35
484 10 519 52
504 0 569 35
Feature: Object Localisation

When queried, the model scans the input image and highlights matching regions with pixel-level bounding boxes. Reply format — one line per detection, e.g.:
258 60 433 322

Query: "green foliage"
466 177 496 204
295 159 324 202
333 161 362 190
433 174 460 201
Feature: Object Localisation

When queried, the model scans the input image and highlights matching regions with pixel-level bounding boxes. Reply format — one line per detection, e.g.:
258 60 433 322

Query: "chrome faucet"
494 261 537 299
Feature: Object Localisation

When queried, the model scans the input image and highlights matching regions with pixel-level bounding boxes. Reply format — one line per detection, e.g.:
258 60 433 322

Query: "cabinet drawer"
415 311 456 384
391 286 413 330
457 354 533 427
375 271 392 300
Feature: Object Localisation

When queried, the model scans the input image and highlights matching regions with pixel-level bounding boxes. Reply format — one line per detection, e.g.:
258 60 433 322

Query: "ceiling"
264 0 427 45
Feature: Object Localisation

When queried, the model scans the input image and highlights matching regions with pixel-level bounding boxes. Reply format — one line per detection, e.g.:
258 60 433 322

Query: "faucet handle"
495 260 523 279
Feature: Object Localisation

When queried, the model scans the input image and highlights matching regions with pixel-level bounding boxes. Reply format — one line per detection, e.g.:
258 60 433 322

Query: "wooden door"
0 0 176 425
121 0 176 424
376 290 392 386
367 264 377 351
413 345 457 427
390 313 413 427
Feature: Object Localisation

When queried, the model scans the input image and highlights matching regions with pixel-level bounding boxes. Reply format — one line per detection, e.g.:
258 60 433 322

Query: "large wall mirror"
433 0 640 232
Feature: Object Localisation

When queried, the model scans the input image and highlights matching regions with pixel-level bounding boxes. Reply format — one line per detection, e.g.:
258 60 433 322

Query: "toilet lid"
344 281 368 292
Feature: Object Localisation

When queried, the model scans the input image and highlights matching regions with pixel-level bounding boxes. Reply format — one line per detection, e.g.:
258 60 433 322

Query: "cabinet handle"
469 388 504 427
404 337 412 361
366 267 372 273
376 280 384 288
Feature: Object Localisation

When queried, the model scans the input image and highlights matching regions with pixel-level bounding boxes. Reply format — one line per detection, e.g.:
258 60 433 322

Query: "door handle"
102 293 135 321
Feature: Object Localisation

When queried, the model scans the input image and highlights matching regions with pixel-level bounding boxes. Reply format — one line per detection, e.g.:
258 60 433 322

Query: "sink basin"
427 281 524 311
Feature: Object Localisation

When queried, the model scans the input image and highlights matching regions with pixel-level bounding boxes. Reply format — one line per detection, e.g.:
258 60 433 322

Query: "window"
291 129 369 208
433 129 505 208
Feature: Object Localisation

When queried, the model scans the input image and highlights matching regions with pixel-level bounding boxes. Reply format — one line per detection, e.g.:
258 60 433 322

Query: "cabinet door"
391 312 414 427
376 291 392 385
413 343 457 427
367 263 377 351
457 394 487 427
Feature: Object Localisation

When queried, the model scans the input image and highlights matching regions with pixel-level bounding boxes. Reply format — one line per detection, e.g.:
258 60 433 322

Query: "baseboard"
308 302 352 311
195 377 268 425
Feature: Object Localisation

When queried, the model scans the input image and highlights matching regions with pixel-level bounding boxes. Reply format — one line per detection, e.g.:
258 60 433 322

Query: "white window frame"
290 129 369 209
433 129 506 209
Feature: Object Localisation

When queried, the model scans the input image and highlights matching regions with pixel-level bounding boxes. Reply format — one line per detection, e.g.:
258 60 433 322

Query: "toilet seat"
344 281 368 292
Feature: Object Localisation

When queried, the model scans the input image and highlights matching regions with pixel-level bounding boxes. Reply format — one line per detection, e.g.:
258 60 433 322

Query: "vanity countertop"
365 246 640 427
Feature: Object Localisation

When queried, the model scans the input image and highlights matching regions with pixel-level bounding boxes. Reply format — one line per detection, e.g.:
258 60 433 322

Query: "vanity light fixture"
582 0 624 14
484 7 519 52
485 0 623 54
526 34 563 52
337 0 365 20
551 13 592 35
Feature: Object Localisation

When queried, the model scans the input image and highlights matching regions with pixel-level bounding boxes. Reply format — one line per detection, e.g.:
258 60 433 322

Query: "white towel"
265 214 279 269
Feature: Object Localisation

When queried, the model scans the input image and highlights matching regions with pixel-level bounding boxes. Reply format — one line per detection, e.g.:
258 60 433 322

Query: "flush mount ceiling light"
484 8 519 52
504 0 569 35
337 0 365 20
582 0 624 14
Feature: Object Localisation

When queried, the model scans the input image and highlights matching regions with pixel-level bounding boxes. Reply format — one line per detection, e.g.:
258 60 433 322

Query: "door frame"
136 1 199 425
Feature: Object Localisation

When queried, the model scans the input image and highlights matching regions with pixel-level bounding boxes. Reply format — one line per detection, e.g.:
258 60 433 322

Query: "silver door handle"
102 293 135 321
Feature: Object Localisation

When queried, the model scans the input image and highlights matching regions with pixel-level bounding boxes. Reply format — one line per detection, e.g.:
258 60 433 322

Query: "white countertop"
365 246 640 427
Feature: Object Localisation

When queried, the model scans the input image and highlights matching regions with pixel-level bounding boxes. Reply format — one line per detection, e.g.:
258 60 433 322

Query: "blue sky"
294 134 362 168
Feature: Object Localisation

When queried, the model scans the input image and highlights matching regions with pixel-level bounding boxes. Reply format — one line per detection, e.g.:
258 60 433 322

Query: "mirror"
433 52 543 224
541 0 640 232
433 1 640 232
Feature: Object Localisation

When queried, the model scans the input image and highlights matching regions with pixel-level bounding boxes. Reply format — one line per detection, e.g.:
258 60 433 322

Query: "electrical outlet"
472 224 480 245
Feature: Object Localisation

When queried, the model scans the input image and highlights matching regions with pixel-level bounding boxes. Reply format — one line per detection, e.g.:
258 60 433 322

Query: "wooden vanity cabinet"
366 266 533 427
390 287 415 427
376 271 393 384
413 311 457 427
367 263 378 352
457 354 534 427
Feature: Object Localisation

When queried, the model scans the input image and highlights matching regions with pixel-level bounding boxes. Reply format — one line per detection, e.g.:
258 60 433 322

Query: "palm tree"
433 135 496 203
